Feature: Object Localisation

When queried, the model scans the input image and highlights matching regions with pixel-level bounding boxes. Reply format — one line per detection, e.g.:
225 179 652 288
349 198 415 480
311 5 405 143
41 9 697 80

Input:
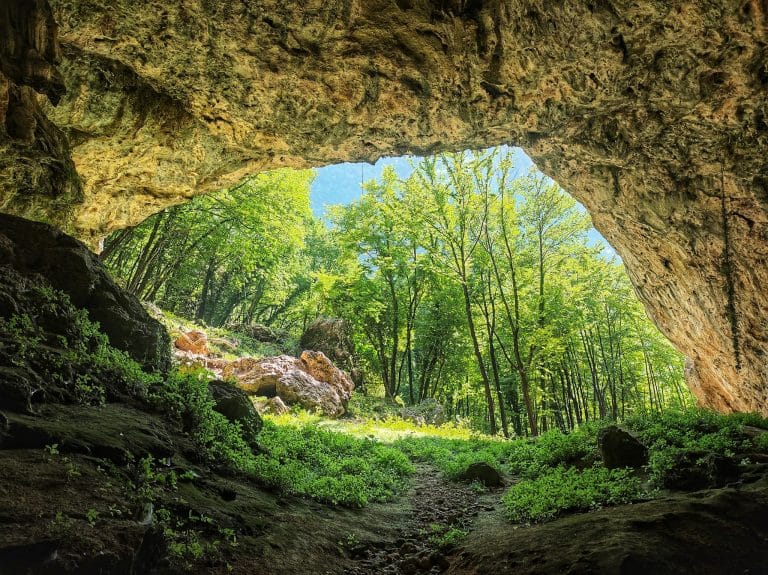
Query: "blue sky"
310 146 615 257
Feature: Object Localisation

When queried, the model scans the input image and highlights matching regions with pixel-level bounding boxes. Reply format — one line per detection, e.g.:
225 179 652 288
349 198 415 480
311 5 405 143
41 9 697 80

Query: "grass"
251 420 413 506
151 371 414 507
258 406 768 522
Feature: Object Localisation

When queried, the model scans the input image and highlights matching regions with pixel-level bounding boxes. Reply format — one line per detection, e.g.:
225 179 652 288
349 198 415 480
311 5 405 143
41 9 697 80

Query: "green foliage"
251 420 414 507
623 408 768 487
394 435 512 480
321 150 689 434
344 394 402 420
104 170 316 332
49 511 75 537
0 285 160 406
427 524 469 550
148 369 256 472
85 508 100 527
393 425 599 481
155 507 238 569
150 373 413 507
502 465 645 523
104 150 690 436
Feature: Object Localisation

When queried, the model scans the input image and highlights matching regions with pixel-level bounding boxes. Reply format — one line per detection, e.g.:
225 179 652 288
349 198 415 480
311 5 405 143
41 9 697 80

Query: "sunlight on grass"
264 411 480 442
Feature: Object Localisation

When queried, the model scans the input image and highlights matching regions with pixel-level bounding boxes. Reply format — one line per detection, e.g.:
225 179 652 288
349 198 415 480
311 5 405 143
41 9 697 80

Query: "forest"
102 148 689 436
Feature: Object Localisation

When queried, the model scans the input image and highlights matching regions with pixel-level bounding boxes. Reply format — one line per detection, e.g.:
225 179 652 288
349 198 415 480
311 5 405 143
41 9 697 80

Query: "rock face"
0 213 171 373
0 0 81 234
213 351 355 417
1 2 768 414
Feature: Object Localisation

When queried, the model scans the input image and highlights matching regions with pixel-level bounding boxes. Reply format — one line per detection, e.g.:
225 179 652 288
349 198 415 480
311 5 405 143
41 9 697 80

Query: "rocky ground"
343 463 503 575
4 411 768 575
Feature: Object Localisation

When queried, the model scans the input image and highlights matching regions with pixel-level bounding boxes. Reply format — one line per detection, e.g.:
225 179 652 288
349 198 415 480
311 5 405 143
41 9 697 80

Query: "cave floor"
2 403 768 575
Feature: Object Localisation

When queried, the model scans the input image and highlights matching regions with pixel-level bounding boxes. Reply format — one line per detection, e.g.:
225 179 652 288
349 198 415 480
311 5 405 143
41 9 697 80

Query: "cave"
1 1 768 573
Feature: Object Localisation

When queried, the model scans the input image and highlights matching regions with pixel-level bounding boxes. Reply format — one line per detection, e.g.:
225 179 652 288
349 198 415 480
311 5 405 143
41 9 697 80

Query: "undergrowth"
150 370 413 507
10 288 768 525
0 286 159 406
502 466 645 523
252 421 413 506
149 306 292 359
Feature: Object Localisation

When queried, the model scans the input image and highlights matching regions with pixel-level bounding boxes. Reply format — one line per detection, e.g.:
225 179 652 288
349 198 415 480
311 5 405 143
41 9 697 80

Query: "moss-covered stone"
0 213 171 375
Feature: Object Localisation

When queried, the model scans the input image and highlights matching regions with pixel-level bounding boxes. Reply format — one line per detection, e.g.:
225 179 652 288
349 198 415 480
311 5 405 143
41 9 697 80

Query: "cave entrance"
101 145 690 438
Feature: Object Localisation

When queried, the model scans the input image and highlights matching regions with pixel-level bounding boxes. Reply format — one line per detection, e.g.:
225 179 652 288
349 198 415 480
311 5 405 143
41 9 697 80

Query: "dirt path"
343 463 504 575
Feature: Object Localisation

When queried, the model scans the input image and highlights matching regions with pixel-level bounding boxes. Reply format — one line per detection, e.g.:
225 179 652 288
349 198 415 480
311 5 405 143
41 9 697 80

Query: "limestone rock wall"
0 1 767 413
0 0 81 230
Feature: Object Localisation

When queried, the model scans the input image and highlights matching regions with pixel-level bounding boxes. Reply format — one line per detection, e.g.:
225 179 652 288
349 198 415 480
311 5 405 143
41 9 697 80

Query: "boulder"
214 351 355 417
598 426 649 470
251 396 290 416
229 356 298 397
174 330 209 356
662 450 741 491
0 214 171 374
208 380 263 442
265 396 289 415
300 318 360 384
457 462 504 488
300 350 355 404
276 370 345 418
400 399 446 426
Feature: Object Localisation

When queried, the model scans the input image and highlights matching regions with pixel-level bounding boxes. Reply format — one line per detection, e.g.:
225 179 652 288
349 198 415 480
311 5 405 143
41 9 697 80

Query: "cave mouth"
100 144 690 435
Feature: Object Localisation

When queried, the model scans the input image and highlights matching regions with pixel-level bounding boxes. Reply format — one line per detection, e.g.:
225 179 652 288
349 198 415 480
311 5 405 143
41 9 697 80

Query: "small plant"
86 508 100 527
219 527 239 548
427 524 468 550
45 443 60 456
49 511 74 537
179 470 198 482
107 504 124 518
65 459 81 479
468 480 488 493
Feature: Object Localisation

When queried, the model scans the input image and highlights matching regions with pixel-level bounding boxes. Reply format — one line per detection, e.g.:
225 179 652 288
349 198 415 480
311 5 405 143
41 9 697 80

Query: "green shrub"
151 371 413 507
393 436 511 479
148 369 255 472
392 424 600 482
502 465 646 523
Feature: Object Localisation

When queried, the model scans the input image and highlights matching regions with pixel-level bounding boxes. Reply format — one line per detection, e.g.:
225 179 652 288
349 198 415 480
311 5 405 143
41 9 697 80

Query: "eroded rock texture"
0 0 80 228
1 1 767 413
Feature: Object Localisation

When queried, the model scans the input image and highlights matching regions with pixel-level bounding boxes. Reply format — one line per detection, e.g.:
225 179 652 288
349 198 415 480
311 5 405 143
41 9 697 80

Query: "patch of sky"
310 145 616 259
